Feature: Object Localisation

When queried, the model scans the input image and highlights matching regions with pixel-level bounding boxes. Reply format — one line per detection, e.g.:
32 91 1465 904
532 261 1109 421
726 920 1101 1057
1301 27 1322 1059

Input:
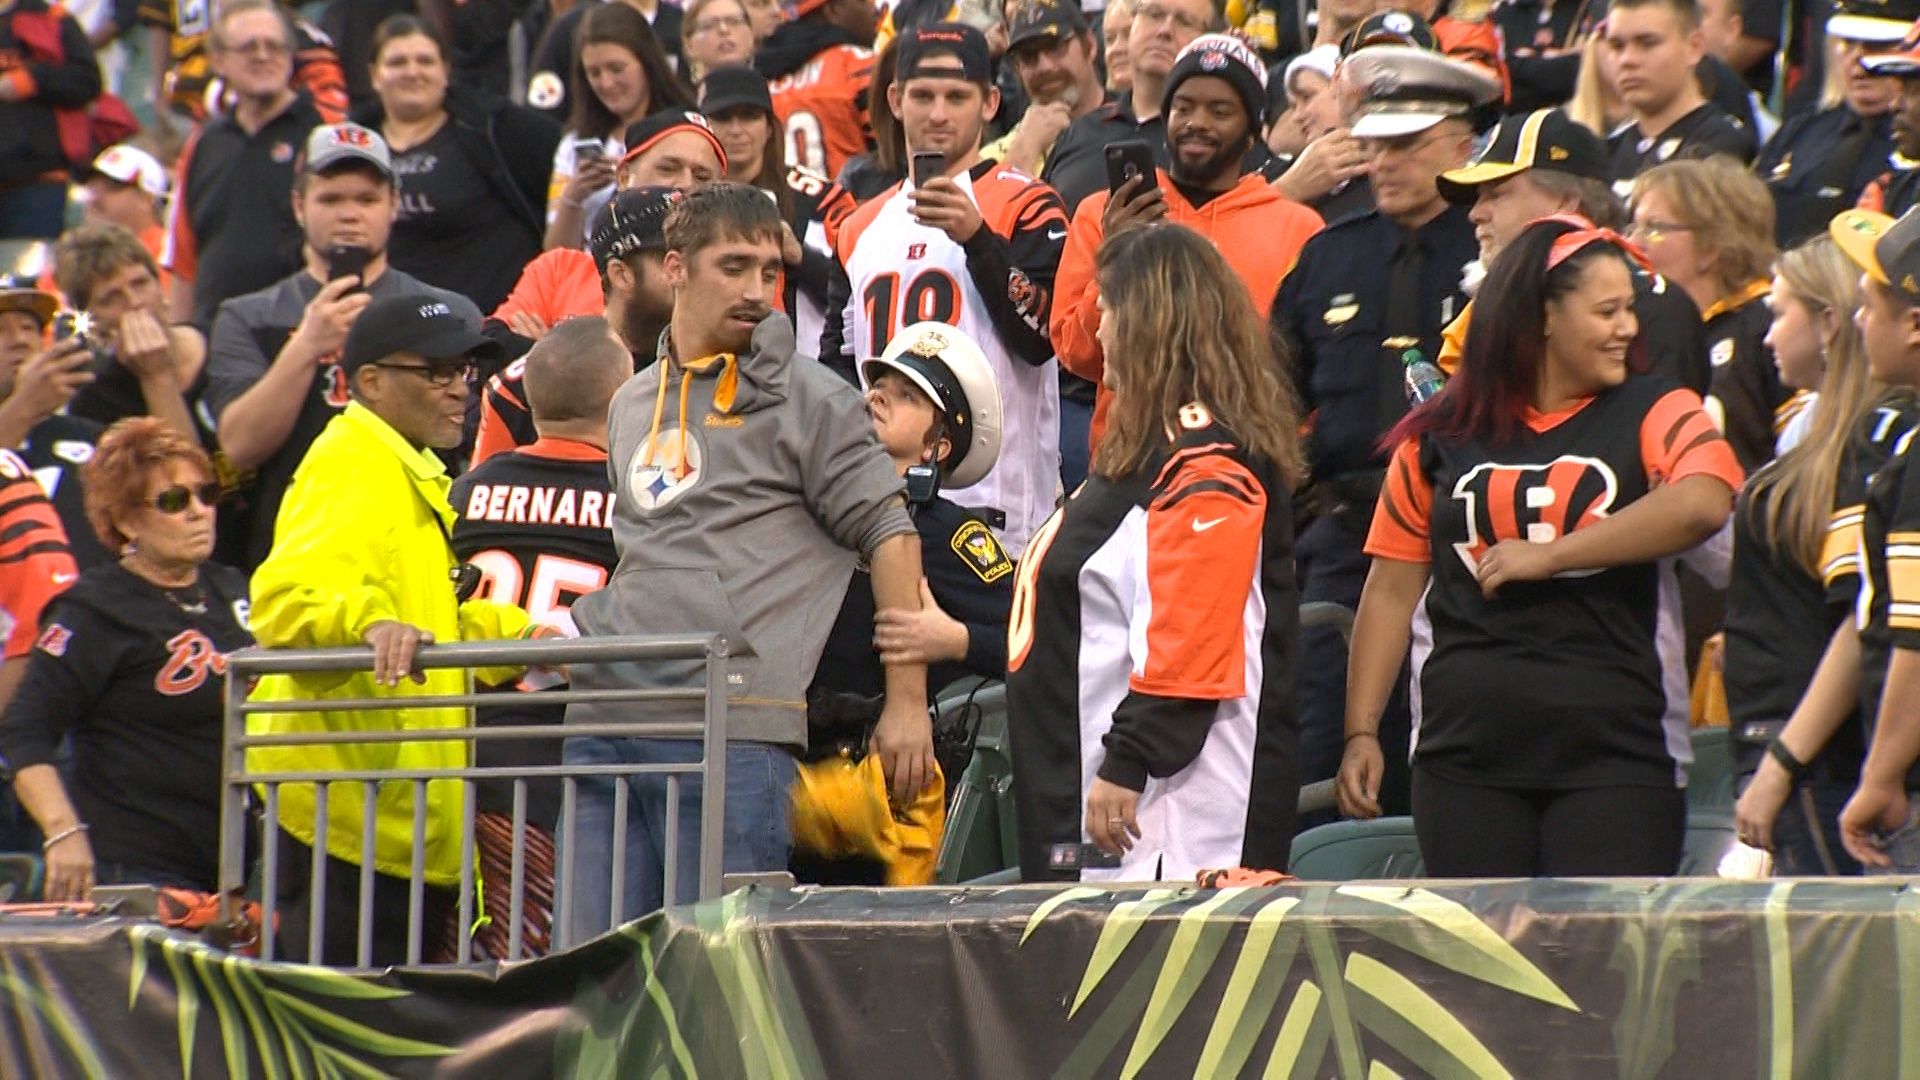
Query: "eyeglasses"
372 361 478 387
1131 2 1207 33
152 483 222 514
218 37 292 58
1627 219 1693 243
693 13 749 33
1360 127 1456 159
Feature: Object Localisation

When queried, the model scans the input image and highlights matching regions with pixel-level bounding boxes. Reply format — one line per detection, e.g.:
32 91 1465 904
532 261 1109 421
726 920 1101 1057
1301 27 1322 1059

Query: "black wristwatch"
1767 736 1811 780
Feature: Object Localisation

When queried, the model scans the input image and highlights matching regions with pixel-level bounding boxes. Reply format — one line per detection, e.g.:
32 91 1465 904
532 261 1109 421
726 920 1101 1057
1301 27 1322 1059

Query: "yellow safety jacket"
247 402 530 886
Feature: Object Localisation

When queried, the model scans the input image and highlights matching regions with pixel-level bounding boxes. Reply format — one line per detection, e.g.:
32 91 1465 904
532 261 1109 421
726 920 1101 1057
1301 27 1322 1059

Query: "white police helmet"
861 322 1003 490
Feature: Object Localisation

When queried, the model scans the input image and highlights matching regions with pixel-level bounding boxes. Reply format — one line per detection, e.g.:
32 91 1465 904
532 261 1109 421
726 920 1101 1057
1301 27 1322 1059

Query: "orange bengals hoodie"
1052 170 1323 452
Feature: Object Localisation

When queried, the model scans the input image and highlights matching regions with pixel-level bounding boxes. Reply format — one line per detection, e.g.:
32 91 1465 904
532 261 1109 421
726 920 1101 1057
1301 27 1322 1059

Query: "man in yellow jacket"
247 294 531 966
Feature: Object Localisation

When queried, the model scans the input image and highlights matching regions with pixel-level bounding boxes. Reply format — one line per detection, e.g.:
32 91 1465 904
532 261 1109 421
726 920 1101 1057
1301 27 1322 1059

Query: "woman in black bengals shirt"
0 419 252 900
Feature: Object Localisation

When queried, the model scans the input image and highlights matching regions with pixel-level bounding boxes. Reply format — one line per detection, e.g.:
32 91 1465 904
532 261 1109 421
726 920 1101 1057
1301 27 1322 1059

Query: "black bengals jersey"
1725 396 1918 780
450 437 617 823
1368 375 1743 790
0 561 251 890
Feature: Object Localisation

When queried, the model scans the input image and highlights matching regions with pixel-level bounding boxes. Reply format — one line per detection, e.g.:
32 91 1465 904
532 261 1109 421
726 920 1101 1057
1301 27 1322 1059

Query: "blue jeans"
1735 773 1860 876
559 736 795 941
1059 395 1092 493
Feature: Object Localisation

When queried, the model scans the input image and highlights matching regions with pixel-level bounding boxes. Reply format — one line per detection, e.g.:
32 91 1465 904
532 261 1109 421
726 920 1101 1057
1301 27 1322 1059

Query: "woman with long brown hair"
1731 237 1916 871
1006 223 1304 882
1338 216 1742 877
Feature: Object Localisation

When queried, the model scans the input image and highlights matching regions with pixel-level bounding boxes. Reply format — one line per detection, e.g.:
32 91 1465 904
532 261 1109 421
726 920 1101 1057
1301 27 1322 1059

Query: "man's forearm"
1863 646 1920 786
138 369 199 441
218 341 324 470
870 531 928 709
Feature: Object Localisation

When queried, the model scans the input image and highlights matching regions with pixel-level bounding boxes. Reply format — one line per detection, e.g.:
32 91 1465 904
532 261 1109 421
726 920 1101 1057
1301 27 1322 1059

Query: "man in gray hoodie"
563 183 931 934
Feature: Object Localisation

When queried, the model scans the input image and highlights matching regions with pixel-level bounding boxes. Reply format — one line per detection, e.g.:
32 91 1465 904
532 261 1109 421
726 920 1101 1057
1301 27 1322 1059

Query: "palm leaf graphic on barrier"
1021 883 1583 1079
126 925 456 1079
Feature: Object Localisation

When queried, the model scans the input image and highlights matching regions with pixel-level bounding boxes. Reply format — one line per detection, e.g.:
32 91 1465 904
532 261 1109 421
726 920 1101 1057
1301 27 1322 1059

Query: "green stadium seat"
1687 726 1736 814
1288 817 1425 880
0 853 43 902
935 683 1018 884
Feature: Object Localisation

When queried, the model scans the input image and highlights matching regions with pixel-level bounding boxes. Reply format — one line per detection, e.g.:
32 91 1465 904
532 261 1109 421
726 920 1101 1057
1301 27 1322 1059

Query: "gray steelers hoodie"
565 314 914 749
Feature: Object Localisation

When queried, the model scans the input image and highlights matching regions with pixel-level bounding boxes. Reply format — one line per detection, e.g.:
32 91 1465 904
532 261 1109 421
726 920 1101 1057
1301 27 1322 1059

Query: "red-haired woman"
0 419 252 900
1337 217 1743 877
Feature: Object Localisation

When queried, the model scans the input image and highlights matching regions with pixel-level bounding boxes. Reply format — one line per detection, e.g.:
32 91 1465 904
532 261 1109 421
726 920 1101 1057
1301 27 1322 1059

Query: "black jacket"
352 83 560 244
0 0 102 187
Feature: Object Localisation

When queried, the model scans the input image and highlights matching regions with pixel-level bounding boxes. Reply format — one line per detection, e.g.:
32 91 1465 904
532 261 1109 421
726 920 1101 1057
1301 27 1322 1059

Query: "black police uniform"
796 495 1014 886
1494 0 1586 113
1757 106 1897 246
1271 203 1478 815
1607 101 1758 198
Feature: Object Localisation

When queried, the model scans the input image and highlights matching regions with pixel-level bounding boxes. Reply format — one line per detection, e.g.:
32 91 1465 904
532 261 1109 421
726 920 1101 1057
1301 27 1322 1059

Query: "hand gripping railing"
216 633 730 967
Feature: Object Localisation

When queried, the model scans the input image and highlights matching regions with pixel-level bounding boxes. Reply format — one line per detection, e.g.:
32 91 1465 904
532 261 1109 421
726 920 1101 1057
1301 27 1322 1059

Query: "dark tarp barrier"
4 879 1920 1077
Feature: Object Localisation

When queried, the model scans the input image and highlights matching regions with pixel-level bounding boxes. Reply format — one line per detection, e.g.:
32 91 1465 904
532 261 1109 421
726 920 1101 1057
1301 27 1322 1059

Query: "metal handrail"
217 633 733 967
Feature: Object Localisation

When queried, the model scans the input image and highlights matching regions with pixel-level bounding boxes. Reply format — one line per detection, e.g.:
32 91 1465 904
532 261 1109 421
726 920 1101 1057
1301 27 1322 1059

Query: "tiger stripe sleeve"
1641 387 1745 492
1364 437 1434 563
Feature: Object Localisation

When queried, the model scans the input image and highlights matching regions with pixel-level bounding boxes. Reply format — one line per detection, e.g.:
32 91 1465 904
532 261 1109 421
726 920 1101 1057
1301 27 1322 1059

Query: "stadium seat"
1288 812 1741 880
1288 817 1425 880
0 853 43 902
1687 726 1736 814
935 683 1019 884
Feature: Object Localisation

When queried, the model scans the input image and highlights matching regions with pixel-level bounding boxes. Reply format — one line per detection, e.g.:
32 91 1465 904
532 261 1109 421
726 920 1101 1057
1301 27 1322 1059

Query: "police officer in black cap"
1854 18 1920 219
1272 45 1496 817
1435 107 1710 394
808 321 1013 790
1753 0 1912 246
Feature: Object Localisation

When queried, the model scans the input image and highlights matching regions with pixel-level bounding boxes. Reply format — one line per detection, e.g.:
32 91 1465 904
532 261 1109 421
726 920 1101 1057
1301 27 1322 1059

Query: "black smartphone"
51 311 89 345
1105 140 1157 196
326 245 372 288
912 150 949 187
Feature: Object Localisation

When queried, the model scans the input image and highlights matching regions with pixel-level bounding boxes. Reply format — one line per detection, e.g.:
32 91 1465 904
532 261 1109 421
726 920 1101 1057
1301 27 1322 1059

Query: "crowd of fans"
8 0 1920 962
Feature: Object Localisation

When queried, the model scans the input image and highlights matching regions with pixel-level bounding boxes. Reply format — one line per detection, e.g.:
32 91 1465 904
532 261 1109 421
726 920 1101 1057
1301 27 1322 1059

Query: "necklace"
122 559 206 615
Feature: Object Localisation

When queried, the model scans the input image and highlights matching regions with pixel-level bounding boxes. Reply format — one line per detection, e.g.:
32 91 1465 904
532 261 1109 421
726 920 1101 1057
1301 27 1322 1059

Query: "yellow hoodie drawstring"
640 352 739 480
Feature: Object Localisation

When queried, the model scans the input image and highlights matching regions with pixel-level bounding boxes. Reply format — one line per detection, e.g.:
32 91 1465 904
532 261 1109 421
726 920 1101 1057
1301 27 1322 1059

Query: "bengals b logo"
1449 457 1620 573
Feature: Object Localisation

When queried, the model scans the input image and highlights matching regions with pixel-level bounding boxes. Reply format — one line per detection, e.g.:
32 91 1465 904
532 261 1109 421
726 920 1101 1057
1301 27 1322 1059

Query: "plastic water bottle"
1403 350 1447 404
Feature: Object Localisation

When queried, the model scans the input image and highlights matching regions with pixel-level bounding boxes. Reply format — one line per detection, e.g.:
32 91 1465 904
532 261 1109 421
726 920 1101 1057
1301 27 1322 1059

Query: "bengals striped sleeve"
1132 447 1266 700
1364 437 1435 563
0 452 76 659
1639 388 1744 491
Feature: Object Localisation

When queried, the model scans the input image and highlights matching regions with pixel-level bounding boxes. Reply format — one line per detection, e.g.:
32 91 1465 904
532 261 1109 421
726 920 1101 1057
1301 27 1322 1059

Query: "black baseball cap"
1008 0 1089 51
1438 109 1609 204
897 22 993 85
341 295 501 373
1834 208 1920 303
619 109 729 172
698 65 775 118
1341 9 1439 55
590 187 681 272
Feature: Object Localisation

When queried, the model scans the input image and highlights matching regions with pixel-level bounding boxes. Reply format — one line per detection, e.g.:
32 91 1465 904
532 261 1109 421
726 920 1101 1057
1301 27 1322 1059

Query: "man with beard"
1041 0 1216 211
1270 50 1490 820
755 0 879 178
1051 33 1323 452
560 182 928 933
203 123 481 568
821 23 1067 557
982 0 1110 176
470 187 681 468
1859 23 1920 219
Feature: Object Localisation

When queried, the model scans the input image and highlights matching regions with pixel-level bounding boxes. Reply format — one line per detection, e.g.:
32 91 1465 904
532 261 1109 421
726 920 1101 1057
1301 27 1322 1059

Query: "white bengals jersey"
829 162 1069 555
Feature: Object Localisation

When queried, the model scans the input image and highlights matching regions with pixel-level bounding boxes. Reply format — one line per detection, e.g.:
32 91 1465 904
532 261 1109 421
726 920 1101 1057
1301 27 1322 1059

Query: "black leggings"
1411 768 1687 877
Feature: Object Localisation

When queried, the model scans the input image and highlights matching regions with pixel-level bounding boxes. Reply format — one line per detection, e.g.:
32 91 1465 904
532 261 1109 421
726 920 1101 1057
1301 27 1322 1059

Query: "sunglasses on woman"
152 483 222 514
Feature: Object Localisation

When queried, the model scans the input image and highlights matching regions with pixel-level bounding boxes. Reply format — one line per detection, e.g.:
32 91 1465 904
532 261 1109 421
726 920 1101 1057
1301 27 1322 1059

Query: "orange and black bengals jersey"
0 449 76 660
767 43 874 179
1367 375 1742 790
